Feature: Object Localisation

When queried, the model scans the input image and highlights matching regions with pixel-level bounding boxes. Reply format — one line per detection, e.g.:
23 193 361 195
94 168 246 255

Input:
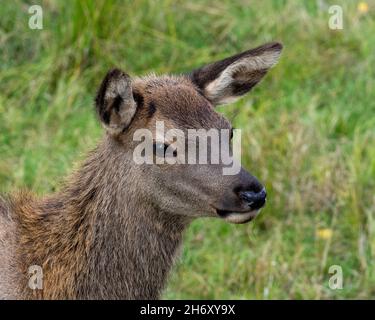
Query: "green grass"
1 0 374 299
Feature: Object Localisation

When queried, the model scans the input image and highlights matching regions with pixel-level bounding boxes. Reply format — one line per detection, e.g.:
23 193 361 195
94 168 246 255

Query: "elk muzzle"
215 169 267 224
238 188 267 211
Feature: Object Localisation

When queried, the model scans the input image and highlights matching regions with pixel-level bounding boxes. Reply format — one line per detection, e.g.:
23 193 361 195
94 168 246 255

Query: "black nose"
239 188 267 210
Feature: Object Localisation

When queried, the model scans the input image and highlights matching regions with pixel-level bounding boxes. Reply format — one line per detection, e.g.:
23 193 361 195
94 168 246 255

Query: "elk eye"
153 142 177 158
153 142 167 157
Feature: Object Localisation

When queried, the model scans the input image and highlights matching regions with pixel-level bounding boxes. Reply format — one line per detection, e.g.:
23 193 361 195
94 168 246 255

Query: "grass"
1 0 374 299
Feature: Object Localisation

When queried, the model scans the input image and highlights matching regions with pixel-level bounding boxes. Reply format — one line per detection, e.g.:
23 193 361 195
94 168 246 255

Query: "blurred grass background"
1 0 374 299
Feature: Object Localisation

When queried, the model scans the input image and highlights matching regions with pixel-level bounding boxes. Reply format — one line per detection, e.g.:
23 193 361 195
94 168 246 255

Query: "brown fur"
0 42 282 299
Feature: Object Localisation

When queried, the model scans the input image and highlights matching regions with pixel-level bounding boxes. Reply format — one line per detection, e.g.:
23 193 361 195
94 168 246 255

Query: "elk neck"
16 136 191 299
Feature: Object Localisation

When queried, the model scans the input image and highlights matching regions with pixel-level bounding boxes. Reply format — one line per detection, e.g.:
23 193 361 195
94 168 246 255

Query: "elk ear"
190 42 283 105
95 68 137 135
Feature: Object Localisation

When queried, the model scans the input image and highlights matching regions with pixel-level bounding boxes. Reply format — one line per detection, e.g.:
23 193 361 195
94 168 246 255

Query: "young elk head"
95 42 282 224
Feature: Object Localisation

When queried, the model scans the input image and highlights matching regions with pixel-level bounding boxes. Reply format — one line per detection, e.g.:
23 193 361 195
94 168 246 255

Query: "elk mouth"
216 208 260 224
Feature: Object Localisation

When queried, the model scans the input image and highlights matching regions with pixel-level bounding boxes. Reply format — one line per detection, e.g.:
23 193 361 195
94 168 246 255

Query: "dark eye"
153 142 168 157
153 142 177 158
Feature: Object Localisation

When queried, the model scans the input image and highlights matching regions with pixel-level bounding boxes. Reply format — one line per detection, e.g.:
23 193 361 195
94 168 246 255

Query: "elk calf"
0 42 282 299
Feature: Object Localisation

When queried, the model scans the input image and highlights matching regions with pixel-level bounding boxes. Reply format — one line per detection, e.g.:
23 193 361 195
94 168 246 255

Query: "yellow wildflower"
358 2 369 14
316 228 333 240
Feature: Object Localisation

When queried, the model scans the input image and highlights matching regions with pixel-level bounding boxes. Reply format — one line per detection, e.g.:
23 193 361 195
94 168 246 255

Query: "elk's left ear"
95 68 137 135
190 42 283 105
